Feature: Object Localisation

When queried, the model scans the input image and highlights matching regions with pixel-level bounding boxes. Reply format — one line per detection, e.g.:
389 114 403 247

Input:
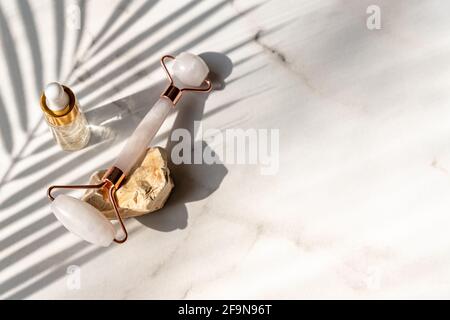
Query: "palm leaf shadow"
53 0 66 79
87 0 133 51
0 5 28 134
5 246 105 299
81 2 259 109
79 0 227 93
0 93 13 154
61 0 87 82
91 0 160 57
67 0 134 79
72 0 203 86
0 0 271 299
71 0 86 63
17 0 44 95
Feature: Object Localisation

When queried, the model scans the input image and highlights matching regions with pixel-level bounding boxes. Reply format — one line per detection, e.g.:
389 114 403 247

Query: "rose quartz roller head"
48 53 212 246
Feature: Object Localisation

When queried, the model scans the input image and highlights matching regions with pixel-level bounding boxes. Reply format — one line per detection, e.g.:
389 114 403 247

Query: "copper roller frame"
48 166 128 243
160 55 212 105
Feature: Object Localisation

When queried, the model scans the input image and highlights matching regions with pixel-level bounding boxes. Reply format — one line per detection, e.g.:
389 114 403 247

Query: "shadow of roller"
137 52 233 231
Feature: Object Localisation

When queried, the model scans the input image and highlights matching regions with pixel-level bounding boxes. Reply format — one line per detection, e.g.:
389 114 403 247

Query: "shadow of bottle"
85 78 167 148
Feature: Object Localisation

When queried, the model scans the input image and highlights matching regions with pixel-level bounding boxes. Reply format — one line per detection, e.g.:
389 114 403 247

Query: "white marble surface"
1 0 450 299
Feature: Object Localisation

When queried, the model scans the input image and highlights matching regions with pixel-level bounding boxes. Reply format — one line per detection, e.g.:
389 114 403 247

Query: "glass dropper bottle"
40 82 90 151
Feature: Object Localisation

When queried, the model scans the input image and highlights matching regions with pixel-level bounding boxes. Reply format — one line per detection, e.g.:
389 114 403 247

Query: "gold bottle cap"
40 85 79 126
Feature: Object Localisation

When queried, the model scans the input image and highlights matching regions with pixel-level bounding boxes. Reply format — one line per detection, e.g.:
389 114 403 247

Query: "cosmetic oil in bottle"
40 82 90 151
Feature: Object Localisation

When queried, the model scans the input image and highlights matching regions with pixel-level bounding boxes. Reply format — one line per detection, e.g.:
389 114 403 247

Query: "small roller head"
172 52 209 87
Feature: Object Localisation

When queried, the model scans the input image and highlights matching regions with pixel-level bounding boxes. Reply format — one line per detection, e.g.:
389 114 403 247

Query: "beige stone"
82 147 174 220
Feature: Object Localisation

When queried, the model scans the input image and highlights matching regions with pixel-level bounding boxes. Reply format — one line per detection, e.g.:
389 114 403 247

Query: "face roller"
48 53 212 246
